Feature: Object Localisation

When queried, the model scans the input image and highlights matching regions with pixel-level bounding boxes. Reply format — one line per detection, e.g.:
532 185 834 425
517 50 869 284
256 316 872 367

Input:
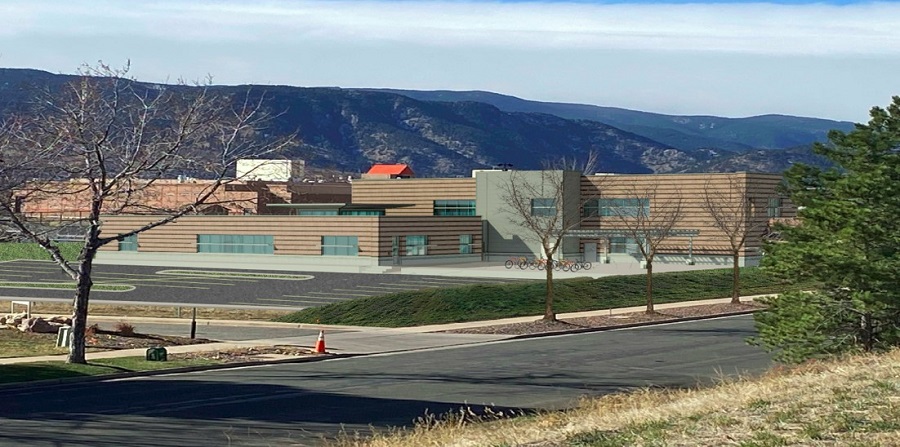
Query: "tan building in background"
40 165 791 269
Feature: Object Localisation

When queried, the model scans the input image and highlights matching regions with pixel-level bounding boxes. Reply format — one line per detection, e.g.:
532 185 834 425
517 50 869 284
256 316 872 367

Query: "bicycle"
504 256 528 269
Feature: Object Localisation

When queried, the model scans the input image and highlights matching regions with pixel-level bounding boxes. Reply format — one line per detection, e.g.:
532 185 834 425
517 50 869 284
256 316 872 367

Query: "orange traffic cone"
314 330 327 354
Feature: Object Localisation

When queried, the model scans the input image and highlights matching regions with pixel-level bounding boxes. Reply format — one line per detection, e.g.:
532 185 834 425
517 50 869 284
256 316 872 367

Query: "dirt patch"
444 302 764 336
86 329 216 351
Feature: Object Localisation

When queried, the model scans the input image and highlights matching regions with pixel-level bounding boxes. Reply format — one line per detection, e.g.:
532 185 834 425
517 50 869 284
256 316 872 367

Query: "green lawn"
0 242 81 262
0 330 70 358
276 267 815 327
0 357 220 385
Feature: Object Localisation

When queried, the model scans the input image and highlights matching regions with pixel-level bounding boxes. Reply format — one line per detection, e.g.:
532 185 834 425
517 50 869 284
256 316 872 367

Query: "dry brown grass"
329 350 900 447
1 300 291 321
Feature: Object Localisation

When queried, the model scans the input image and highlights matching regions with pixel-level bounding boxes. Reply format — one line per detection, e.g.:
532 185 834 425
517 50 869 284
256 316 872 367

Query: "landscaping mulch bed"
443 302 765 336
85 329 215 351
170 346 319 364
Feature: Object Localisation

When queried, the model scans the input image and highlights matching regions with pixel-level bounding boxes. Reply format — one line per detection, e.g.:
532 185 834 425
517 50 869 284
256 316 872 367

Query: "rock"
18 317 62 334
49 316 73 325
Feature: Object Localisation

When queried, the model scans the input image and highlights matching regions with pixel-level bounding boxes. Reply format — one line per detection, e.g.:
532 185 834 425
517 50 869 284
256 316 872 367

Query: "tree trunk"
67 246 97 364
645 259 654 314
543 252 556 321
861 313 874 352
731 251 741 304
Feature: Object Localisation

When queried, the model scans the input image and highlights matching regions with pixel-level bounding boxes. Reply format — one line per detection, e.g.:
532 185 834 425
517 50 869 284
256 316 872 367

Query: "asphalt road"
1 315 772 447
0 260 522 308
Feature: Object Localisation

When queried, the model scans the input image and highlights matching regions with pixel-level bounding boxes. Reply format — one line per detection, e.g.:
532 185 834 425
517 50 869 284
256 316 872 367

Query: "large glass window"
459 234 473 254
406 235 427 256
340 209 384 216
118 234 137 251
767 198 783 218
295 209 339 216
609 237 640 254
585 198 650 217
321 236 359 256
197 234 274 254
530 198 556 217
433 200 476 216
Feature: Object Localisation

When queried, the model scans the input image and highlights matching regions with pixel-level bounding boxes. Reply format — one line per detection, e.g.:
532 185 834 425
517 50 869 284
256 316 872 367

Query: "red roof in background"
366 164 414 176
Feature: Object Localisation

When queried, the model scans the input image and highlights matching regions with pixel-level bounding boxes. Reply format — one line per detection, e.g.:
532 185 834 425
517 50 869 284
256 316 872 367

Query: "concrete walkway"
0 296 765 366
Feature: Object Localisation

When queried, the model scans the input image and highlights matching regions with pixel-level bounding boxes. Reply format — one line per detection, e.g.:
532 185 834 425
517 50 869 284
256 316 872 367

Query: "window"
530 198 556 217
586 198 650 217
459 234 473 254
321 236 359 256
197 234 274 254
406 235 427 256
118 234 137 251
609 237 640 254
295 209 338 216
339 209 384 216
434 200 476 216
767 198 783 218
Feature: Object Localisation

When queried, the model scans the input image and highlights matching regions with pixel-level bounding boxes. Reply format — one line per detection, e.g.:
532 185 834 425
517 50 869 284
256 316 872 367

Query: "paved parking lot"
0 260 523 309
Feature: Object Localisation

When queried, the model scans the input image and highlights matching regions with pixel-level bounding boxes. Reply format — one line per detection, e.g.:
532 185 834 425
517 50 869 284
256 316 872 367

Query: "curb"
506 309 760 341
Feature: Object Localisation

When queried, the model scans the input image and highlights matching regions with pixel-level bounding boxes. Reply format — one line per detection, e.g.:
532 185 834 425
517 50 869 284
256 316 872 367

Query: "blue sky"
1 0 898 122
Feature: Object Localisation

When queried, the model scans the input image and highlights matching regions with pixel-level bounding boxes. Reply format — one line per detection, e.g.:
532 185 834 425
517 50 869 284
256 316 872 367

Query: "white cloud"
2 0 899 54
0 0 897 121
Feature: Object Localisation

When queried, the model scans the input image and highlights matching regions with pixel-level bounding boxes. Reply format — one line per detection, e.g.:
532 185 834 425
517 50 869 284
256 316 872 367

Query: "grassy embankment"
331 349 900 447
0 242 82 262
277 267 814 327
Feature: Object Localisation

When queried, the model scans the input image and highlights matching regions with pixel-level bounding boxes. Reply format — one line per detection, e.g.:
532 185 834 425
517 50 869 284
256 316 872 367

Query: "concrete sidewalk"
0 296 765 366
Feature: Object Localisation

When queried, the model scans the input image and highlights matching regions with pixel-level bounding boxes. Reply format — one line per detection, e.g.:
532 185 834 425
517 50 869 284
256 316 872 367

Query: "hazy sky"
1 0 897 122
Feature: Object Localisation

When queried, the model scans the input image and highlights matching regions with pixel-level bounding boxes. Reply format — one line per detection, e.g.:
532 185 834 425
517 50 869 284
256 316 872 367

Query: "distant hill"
0 68 846 177
367 89 856 153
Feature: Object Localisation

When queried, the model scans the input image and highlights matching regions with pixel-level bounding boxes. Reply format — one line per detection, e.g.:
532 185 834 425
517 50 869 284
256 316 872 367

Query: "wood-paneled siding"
579 173 794 258
99 215 481 258
352 178 476 216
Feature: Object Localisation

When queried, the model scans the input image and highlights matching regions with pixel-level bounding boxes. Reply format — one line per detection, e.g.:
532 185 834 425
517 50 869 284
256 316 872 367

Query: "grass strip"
1 301 292 322
0 357 220 385
276 267 815 327
0 281 133 292
0 242 82 262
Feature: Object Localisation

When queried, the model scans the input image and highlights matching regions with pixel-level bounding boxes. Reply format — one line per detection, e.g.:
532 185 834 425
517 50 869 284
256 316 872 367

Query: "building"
235 159 305 182
361 164 415 179
95 169 793 270
15 178 350 220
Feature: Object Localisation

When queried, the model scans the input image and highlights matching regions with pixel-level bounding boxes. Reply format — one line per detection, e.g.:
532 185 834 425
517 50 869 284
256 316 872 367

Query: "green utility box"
146 347 168 362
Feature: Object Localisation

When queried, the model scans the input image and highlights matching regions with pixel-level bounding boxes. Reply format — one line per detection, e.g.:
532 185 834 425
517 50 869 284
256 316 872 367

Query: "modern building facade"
95 169 793 269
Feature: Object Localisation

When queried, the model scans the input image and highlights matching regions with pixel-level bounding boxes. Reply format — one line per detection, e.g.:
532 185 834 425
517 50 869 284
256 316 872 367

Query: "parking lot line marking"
282 295 346 302
258 297 342 304
396 280 474 286
376 283 428 288
116 283 211 290
305 291 373 297
0 274 33 278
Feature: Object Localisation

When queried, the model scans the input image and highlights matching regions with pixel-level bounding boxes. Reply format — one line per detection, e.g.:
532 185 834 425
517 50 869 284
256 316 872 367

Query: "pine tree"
752 97 900 363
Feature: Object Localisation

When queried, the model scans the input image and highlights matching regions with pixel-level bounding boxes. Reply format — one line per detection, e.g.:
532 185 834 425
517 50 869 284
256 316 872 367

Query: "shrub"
114 321 135 336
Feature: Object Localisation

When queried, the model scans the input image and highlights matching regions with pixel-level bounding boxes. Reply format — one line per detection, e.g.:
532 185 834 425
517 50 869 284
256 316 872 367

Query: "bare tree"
0 62 296 363
602 182 683 313
498 165 597 321
700 176 767 304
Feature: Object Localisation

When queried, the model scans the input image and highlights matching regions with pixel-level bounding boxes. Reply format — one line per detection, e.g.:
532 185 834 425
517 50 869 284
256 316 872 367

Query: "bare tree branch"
0 62 298 363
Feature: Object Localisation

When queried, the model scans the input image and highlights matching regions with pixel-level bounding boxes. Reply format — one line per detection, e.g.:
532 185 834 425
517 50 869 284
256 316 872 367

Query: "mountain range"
0 68 853 177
